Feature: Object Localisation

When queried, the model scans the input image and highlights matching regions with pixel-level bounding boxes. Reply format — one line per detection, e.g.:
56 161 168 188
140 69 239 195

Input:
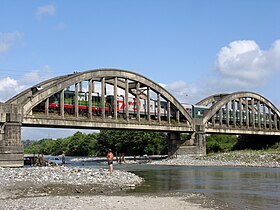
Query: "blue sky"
1 1 280 140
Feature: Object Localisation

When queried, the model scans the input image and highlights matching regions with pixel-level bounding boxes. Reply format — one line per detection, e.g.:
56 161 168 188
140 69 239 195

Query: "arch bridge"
196 92 280 136
1 68 280 167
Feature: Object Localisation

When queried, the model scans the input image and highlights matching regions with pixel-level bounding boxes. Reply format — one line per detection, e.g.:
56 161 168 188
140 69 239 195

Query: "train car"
47 90 109 115
182 104 192 116
105 95 154 116
106 95 172 119
182 104 209 119
33 89 276 127
34 90 172 119
192 105 209 118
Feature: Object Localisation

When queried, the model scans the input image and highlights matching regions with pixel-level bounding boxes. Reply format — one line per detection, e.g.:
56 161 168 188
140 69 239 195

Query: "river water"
125 165 280 210
69 159 280 210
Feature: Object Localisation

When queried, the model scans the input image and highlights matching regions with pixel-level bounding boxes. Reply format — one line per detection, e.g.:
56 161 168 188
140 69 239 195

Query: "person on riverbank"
106 149 114 174
61 151 66 165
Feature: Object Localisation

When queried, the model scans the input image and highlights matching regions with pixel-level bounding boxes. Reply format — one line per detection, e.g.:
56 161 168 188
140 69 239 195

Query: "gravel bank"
0 167 216 210
149 151 280 168
0 167 142 200
2 151 273 209
0 194 209 210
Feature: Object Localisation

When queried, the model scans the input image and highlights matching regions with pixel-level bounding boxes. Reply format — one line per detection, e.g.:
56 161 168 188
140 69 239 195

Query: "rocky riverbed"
0 167 143 200
0 166 219 210
150 151 280 168
1 151 277 209
72 151 280 168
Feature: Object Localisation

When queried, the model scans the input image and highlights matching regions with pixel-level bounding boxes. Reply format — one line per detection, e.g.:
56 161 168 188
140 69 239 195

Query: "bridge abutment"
0 103 24 167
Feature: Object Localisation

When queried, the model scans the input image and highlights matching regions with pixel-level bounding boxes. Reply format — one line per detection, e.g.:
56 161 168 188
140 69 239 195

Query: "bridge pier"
168 130 206 157
167 132 180 156
0 104 24 167
194 130 207 156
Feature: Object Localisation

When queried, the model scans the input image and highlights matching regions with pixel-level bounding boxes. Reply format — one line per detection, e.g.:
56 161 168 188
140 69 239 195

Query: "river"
126 165 280 210
69 159 280 210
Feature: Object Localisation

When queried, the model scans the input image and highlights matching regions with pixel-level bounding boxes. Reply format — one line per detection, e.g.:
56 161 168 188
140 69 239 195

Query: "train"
33 89 277 127
33 90 172 119
183 104 276 127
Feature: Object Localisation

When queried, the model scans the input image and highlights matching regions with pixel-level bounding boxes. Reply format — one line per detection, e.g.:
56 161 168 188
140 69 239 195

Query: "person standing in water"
106 149 114 174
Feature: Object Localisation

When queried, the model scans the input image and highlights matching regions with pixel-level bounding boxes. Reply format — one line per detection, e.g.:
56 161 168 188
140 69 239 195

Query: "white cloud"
162 39 280 105
0 66 54 102
0 77 22 92
160 80 203 104
0 77 25 102
0 32 23 54
36 4 56 20
215 40 280 88
20 65 53 86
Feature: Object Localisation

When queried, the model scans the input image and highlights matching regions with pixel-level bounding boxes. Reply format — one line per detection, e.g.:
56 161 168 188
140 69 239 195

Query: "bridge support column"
168 131 206 157
168 132 180 157
0 104 24 167
195 131 206 156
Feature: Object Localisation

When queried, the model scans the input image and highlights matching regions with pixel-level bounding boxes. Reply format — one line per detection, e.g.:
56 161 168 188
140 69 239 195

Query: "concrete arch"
16 68 192 125
202 91 280 126
196 93 230 106
7 74 72 105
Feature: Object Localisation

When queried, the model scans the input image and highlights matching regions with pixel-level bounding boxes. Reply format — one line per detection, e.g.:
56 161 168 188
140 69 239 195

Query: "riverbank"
71 150 280 168
0 192 227 210
0 167 222 210
1 151 276 209
0 193 224 210
0 167 142 200
150 151 280 168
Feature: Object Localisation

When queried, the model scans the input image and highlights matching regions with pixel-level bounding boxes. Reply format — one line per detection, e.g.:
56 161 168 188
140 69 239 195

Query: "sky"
1 0 280 140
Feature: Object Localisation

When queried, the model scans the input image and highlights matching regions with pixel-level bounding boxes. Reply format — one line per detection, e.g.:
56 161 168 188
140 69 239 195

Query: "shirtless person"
106 149 114 174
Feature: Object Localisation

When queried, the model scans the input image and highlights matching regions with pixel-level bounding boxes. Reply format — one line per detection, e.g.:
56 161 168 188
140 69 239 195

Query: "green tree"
67 132 92 156
233 135 280 150
96 130 167 156
24 130 167 157
206 134 237 153
24 138 54 154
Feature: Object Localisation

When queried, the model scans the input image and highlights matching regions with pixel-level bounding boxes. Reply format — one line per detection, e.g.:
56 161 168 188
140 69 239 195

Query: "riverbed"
0 166 214 210
71 155 280 210
1 153 280 210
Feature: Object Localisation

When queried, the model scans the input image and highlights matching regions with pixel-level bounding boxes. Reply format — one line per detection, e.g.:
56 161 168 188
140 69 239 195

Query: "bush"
206 134 237 153
233 135 280 150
